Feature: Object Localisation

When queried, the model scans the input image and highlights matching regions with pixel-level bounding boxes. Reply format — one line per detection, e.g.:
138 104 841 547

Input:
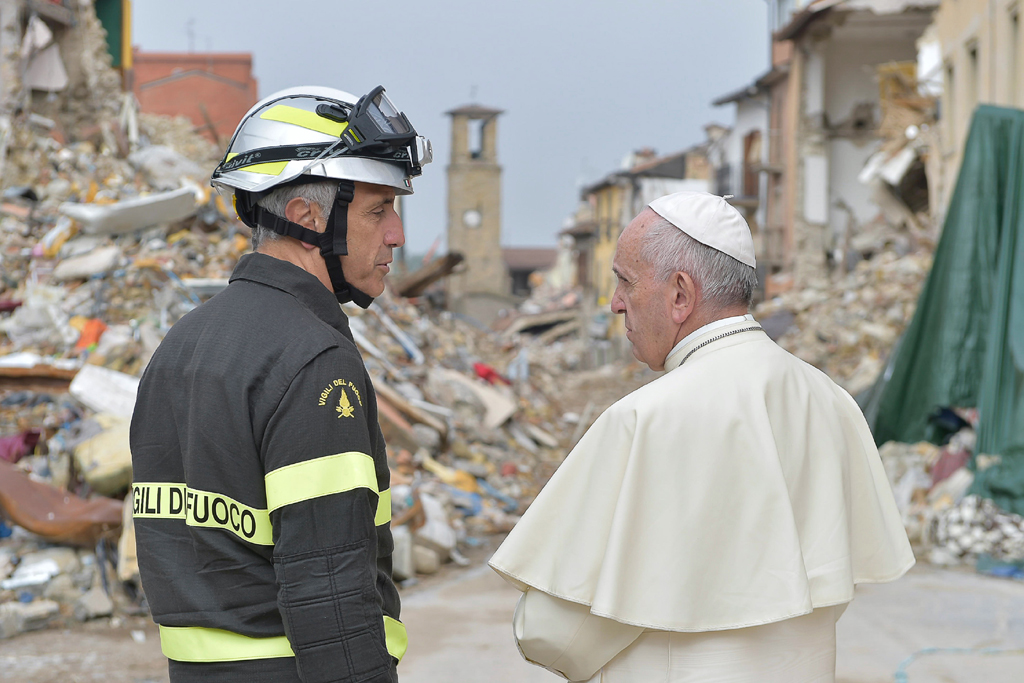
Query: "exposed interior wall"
824 35 918 233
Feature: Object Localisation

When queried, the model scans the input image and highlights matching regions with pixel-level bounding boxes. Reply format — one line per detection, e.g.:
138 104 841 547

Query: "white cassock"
489 316 915 683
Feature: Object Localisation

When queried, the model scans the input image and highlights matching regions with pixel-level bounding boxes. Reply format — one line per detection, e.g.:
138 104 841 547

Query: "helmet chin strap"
240 179 375 309
317 180 375 308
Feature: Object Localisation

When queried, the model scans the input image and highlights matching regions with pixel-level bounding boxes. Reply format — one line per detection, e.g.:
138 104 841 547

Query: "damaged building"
763 0 939 289
0 0 127 138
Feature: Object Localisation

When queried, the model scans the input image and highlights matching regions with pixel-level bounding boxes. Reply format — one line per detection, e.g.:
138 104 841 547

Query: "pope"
489 191 914 683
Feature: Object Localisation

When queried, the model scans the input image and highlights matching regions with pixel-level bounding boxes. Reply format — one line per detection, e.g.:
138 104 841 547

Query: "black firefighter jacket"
130 252 403 683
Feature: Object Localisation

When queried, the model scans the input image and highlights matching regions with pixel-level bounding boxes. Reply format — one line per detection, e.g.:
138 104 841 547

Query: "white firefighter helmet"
211 85 432 309
210 85 431 197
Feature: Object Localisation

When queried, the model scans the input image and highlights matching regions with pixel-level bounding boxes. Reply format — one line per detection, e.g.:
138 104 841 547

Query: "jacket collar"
229 252 352 339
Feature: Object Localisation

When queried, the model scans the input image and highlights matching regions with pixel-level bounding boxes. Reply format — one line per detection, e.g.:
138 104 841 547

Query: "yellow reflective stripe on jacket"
132 483 273 546
260 104 349 137
264 452 380 513
384 615 408 662
159 625 294 662
375 488 392 526
160 618 406 663
132 483 186 519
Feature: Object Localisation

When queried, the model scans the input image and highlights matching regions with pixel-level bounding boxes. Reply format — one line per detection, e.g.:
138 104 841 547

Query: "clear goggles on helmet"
315 86 433 176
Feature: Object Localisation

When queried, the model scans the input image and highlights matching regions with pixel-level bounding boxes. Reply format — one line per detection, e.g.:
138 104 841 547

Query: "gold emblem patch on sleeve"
336 389 356 418
318 378 363 418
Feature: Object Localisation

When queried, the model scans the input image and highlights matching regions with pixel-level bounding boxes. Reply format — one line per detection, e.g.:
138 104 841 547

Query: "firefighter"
130 85 432 683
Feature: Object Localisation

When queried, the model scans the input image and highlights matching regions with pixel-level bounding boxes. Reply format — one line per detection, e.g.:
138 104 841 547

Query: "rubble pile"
755 246 933 396
0 98 246 634
876 410 1024 576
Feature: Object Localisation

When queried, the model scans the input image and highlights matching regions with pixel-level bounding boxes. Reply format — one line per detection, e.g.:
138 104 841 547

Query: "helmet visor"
367 91 411 136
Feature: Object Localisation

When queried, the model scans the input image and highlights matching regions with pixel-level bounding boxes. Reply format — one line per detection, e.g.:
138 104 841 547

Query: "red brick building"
131 50 258 145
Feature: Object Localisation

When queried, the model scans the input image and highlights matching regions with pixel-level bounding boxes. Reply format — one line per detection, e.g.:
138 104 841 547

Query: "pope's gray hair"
251 181 338 250
639 213 758 310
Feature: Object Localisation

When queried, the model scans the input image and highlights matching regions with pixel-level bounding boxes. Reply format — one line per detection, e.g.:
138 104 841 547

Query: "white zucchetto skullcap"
648 191 756 268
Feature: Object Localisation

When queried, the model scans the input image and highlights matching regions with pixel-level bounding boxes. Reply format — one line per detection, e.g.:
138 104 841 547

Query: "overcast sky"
133 0 768 253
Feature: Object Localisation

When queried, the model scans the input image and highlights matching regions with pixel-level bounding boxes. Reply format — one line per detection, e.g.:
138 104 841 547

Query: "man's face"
610 210 678 370
340 182 405 297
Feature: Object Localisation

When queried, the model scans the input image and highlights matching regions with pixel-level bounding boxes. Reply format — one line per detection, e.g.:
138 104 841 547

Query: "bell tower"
446 103 504 320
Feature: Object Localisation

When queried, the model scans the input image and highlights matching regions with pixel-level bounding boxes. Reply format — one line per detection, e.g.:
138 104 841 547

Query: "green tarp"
870 105 1024 515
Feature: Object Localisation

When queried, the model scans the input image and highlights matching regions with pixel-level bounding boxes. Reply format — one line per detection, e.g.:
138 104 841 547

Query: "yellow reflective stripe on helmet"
236 161 288 175
265 452 379 513
260 104 349 137
132 483 273 546
159 625 294 662
225 152 239 161
375 488 392 526
384 616 408 662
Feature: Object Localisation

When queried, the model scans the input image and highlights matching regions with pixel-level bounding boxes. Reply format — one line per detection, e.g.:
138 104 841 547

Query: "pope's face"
340 182 405 297
610 211 678 371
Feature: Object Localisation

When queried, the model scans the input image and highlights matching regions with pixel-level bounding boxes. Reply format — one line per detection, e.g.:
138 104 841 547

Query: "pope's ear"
670 271 697 324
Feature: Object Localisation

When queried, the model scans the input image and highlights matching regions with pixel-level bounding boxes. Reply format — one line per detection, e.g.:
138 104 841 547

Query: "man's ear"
283 197 320 251
284 197 315 228
670 271 697 325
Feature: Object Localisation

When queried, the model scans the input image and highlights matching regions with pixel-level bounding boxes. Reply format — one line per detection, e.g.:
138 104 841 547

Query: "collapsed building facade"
759 0 939 290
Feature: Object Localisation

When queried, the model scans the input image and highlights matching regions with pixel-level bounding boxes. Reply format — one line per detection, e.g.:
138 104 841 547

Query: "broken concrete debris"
58 186 198 236
73 585 114 622
0 599 61 639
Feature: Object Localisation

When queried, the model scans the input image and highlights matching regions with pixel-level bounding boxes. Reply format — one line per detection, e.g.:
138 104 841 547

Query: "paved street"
836 563 1024 682
400 562 1024 683
400 564 556 683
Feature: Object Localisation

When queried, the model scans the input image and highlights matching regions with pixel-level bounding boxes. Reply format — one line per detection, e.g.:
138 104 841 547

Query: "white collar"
665 313 755 365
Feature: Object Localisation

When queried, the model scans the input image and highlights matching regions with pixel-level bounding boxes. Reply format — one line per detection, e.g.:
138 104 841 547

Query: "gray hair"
252 181 338 250
639 214 758 310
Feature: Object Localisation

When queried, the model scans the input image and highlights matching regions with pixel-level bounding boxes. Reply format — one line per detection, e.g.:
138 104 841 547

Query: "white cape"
490 321 914 632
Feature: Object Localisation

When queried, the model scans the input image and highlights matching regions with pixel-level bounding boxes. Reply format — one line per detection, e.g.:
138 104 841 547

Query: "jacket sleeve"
262 346 396 683
513 588 644 682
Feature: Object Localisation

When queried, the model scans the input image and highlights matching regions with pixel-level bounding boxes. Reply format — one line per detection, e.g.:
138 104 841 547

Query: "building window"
469 119 484 159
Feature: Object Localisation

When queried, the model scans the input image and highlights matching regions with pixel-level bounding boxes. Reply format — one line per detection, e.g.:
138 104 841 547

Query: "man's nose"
610 291 625 314
386 214 405 248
